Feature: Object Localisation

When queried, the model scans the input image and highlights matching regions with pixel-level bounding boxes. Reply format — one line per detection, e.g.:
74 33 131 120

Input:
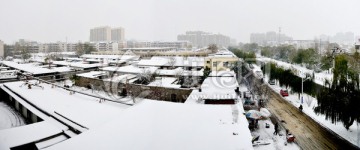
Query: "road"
266 85 359 150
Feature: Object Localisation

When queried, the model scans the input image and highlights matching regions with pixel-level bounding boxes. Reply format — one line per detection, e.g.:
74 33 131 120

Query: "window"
223 62 229 67
213 62 217 67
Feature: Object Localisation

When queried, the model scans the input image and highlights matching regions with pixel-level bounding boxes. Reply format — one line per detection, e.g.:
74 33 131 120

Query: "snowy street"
263 81 359 149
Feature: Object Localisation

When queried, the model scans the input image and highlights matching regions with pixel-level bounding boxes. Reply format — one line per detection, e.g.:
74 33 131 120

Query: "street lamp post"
301 76 310 104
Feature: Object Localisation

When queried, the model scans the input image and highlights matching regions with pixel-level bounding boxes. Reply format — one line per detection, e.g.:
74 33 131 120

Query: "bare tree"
208 44 218 53
127 84 151 103
168 57 176 69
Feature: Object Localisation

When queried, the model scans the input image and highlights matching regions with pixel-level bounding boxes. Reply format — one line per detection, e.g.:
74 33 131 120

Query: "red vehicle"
280 89 289 97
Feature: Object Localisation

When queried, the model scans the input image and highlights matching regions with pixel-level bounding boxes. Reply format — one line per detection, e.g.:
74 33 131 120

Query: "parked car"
268 79 275 85
280 89 289 97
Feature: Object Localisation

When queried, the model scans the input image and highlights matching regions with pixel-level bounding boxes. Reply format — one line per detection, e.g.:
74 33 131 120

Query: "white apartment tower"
90 26 111 42
90 26 125 42
111 27 125 42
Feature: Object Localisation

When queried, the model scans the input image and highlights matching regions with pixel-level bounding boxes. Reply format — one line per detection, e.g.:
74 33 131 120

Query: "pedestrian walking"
273 123 279 135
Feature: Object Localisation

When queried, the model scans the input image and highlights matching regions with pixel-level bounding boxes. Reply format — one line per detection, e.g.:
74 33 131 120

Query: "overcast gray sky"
1 0 360 43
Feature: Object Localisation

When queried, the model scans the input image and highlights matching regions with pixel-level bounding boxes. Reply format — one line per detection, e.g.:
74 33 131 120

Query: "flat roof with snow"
1 61 57 75
52 61 105 69
185 76 238 104
3 81 130 130
77 71 107 79
148 77 180 88
44 100 253 150
137 56 204 67
81 54 139 61
101 65 158 74
0 120 65 150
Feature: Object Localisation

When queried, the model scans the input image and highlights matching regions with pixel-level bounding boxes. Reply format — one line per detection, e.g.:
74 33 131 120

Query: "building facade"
177 31 230 48
126 41 190 49
205 50 238 71
250 31 293 46
90 26 112 42
111 27 125 42
91 42 119 51
90 26 125 42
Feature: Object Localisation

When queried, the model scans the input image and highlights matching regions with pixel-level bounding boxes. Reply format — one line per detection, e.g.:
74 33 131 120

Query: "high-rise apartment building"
90 26 125 42
250 31 293 46
111 27 125 42
177 31 230 48
90 26 111 42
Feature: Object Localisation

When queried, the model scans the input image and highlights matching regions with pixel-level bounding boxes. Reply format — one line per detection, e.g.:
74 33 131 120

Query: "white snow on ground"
267 80 360 147
252 119 300 150
0 102 26 130
257 57 333 86
45 100 253 150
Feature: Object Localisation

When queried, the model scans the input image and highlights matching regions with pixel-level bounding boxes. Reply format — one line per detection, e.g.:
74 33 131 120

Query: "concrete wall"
77 76 192 103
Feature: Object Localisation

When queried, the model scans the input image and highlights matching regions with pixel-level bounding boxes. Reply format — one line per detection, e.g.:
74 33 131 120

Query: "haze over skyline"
1 0 360 44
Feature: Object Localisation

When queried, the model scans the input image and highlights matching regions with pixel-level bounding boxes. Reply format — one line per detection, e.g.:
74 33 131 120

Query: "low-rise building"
205 50 238 71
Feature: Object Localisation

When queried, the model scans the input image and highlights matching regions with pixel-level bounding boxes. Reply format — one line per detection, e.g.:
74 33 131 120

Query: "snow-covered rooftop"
103 74 137 83
185 76 239 104
101 65 159 74
1 61 57 75
81 54 139 61
138 56 204 67
77 71 107 79
52 61 105 69
3 81 130 130
44 100 253 150
148 77 180 88
0 120 65 150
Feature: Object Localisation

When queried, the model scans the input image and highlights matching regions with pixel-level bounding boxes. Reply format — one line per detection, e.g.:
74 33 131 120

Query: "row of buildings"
250 31 293 46
1 26 234 56
3 39 192 55
177 31 232 48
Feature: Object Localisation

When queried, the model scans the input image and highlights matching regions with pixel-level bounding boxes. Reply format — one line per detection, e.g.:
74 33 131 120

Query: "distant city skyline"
1 0 360 44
